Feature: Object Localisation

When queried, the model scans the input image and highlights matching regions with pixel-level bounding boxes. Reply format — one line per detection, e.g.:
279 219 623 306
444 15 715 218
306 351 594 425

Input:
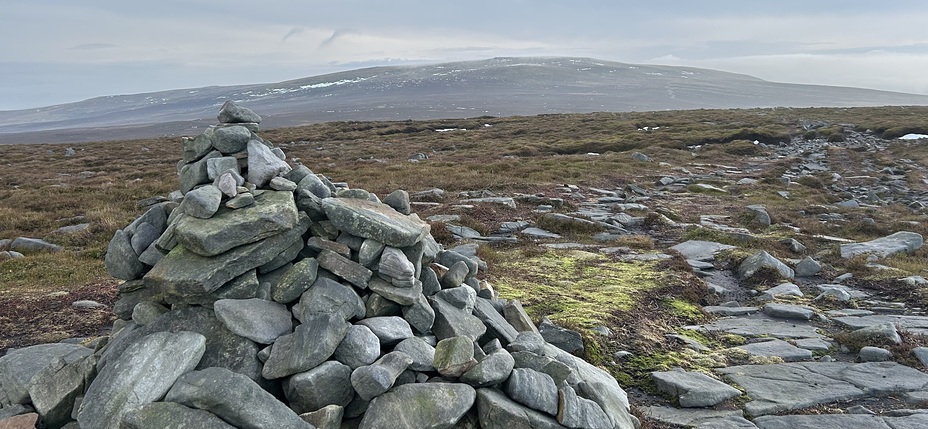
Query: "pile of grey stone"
0 102 638 429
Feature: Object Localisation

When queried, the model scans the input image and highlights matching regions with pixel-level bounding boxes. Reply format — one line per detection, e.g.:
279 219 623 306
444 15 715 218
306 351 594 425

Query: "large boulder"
737 251 794 280
0 343 91 406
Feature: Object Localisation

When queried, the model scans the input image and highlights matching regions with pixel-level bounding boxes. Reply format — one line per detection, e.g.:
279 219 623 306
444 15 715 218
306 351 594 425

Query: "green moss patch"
491 249 663 331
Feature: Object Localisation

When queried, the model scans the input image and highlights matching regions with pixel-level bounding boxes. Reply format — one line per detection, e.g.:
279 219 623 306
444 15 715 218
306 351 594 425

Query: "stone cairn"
0 101 638 429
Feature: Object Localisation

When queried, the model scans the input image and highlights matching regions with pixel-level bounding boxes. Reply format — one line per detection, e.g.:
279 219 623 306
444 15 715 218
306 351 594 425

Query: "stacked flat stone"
3 102 638 429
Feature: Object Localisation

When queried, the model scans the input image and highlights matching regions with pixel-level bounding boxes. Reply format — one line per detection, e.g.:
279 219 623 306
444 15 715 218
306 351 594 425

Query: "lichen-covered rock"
322 197 430 248
359 383 476 429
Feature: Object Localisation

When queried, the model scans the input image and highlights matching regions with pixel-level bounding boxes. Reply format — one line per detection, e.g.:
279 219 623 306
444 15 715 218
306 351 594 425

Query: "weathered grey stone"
27 354 96 429
334 325 381 369
218 100 261 124
358 239 385 268
206 156 240 180
366 292 402 318
461 348 515 388
350 351 413 401
298 172 332 199
306 237 351 257
669 240 736 261
753 414 894 429
317 249 372 288
718 361 928 416
556 382 611 429
638 406 742 428
738 251 794 280
913 347 928 368
840 231 924 258
436 250 478 278
394 337 436 372
763 283 803 298
271 258 318 303
430 295 487 342
651 370 741 408
704 306 759 316
103 307 262 383
322 197 430 248
175 190 299 257
180 269 259 307
504 300 540 334
213 298 292 344
181 185 222 219
120 402 237 429
505 368 559 416
402 293 436 334
694 416 759 429
130 223 161 256
300 405 343 429
546 343 638 429
284 360 354 414
379 246 416 283
440 261 470 289
78 331 206 429
686 315 825 340
507 332 547 355
166 367 312 429
0 413 39 428
472 297 519 346
216 171 242 198
735 339 813 362
294 276 365 323
357 316 414 346
763 303 815 320
263 313 350 379
131 301 169 325
179 150 221 194
383 189 411 215
794 257 821 277
0 343 91 406
105 229 145 280
357 383 474 429
420 265 442 296
247 140 291 187
368 277 421 306
745 205 771 227
144 215 309 298
434 285 477 312
859 346 892 362
183 133 214 163
212 125 251 154
434 336 478 378
476 388 565 429
845 323 902 345
10 237 62 254
538 318 584 354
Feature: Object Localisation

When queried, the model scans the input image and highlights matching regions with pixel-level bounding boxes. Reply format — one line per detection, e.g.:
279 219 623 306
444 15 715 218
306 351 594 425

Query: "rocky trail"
1 104 928 429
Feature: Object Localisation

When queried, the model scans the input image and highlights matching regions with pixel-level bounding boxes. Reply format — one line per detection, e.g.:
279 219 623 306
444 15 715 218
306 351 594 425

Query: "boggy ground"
2 107 928 427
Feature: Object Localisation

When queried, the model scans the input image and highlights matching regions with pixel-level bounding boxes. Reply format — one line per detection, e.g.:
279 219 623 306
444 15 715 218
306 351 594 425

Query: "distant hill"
3 57 928 144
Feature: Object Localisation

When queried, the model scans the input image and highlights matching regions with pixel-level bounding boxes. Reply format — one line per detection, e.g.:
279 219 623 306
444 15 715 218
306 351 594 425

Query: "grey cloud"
320 29 358 48
69 43 117 50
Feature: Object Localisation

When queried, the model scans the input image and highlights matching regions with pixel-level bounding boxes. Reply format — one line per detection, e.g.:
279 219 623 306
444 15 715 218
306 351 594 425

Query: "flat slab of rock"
685 315 825 340
832 314 928 335
78 331 206 429
213 298 293 344
669 240 736 261
145 216 309 297
322 197 430 248
10 237 62 254
753 413 928 429
638 406 742 427
0 343 91 406
263 313 350 379
476 388 565 429
718 361 928 416
652 370 741 408
121 402 237 429
704 306 759 316
167 367 312 429
840 231 924 258
734 339 813 362
175 190 299 257
762 303 815 320
359 383 476 429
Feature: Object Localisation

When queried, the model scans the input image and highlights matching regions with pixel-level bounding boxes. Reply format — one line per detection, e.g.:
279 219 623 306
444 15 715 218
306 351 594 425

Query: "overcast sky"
2 0 927 110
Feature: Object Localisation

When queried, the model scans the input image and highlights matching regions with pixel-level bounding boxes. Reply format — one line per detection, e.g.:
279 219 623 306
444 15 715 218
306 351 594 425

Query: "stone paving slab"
754 413 928 429
717 361 928 416
832 315 928 335
684 315 825 340
638 405 742 427
734 339 813 362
